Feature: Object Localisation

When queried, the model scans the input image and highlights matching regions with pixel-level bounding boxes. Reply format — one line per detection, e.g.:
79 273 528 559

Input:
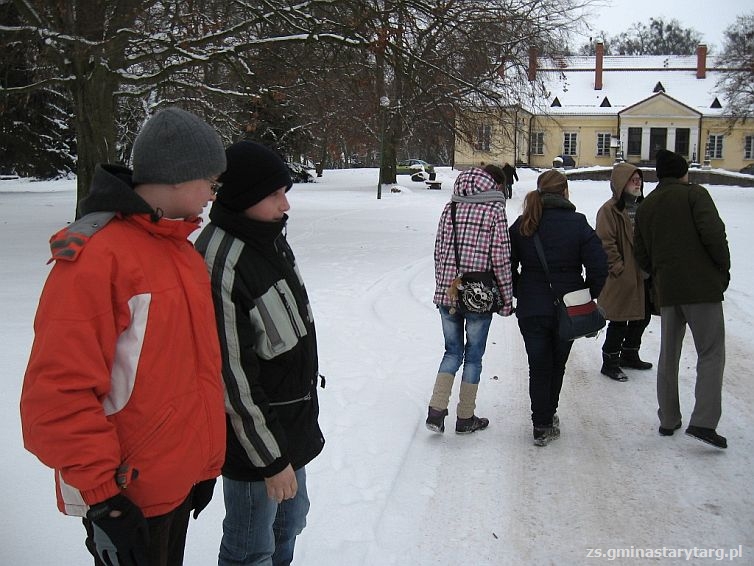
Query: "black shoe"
620 348 653 370
659 422 682 436
455 415 489 434
533 425 560 447
425 407 448 433
601 352 628 381
600 365 628 381
686 426 727 449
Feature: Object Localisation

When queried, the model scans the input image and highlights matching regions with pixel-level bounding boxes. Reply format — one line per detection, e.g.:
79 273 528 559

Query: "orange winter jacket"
21 168 226 518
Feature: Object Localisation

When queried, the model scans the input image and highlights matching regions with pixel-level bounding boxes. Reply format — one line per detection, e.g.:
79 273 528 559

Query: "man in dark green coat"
634 149 730 449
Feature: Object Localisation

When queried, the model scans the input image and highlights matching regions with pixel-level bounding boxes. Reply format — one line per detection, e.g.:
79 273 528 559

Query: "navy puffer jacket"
509 195 608 318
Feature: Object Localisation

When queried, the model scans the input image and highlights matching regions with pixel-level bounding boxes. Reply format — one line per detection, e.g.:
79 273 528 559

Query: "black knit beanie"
131 107 226 185
216 141 293 211
655 149 688 180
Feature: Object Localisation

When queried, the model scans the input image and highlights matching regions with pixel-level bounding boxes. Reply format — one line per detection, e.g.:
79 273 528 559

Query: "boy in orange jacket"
21 107 228 565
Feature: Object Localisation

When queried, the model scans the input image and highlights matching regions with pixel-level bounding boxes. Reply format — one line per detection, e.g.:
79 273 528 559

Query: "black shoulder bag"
448 202 502 314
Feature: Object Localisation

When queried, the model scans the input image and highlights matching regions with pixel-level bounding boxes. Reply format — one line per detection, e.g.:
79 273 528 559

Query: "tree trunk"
72 67 118 218
379 114 398 185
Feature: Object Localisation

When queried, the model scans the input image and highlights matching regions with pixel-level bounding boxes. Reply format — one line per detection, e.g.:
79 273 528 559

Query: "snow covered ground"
2 166 752 565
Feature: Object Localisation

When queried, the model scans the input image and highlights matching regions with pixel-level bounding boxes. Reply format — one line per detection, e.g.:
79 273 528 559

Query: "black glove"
86 493 149 566
191 478 217 519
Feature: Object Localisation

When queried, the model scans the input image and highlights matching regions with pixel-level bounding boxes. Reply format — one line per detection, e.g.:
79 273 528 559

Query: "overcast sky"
576 0 751 52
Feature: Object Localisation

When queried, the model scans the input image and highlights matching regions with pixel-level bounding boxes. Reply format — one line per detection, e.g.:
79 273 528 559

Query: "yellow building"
454 44 753 173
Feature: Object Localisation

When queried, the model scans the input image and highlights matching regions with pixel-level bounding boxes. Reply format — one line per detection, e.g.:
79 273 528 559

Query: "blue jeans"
219 468 309 566
518 316 574 427
437 306 493 385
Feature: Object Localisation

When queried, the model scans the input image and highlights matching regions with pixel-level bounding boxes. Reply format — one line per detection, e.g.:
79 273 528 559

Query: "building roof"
527 52 728 118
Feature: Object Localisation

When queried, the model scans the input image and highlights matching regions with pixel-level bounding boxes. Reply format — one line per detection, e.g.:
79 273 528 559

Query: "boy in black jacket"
196 141 325 566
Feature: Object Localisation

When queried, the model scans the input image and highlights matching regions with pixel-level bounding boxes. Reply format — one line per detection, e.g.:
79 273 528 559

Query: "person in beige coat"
595 163 653 381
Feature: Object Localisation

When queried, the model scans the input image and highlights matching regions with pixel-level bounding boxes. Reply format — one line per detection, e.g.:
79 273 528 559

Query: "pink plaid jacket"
433 168 513 315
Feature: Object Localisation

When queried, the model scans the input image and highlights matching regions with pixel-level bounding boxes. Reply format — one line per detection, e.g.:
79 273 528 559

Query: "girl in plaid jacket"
425 168 514 435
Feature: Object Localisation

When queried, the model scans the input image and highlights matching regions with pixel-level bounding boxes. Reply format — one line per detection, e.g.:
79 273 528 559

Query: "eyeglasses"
207 179 223 195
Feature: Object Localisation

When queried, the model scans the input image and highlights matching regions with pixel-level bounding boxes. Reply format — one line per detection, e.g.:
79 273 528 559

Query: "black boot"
620 348 653 370
601 352 628 381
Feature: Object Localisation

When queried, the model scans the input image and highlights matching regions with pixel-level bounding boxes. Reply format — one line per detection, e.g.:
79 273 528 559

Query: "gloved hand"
191 478 217 519
86 493 149 566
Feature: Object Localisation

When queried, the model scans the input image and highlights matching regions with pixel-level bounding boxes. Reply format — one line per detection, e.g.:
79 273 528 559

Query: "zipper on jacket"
269 392 312 407
274 282 304 339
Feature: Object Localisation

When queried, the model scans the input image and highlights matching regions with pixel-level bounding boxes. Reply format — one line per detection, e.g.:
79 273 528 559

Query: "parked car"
396 159 435 177
740 164 754 176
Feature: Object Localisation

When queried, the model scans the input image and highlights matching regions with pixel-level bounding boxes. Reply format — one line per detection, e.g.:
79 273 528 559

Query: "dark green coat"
634 178 730 307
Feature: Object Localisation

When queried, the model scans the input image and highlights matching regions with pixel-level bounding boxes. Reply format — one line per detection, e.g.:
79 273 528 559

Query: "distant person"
20 107 228 565
483 163 507 198
509 170 607 446
634 149 730 449
195 140 325 565
595 163 653 382
503 162 518 199
426 168 514 435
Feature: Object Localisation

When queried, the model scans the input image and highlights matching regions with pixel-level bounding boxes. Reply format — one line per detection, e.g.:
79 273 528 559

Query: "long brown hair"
519 170 569 236
519 191 544 237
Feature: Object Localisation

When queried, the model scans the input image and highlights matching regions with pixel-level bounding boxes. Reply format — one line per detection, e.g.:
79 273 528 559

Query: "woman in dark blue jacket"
509 170 607 446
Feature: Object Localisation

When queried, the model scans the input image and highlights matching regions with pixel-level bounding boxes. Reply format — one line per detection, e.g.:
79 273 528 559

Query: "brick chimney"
595 40 604 90
528 46 538 81
696 44 707 79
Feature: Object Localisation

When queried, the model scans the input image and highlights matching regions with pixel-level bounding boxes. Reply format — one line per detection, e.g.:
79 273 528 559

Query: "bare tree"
0 0 367 207
0 1 75 177
577 18 704 55
348 0 592 187
717 13 754 124
1 0 593 206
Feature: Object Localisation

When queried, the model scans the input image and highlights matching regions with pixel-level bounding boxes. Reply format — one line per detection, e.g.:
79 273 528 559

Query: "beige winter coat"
595 163 646 320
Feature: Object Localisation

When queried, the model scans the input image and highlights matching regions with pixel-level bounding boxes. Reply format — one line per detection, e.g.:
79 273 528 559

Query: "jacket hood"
453 167 500 197
78 164 155 217
610 163 643 200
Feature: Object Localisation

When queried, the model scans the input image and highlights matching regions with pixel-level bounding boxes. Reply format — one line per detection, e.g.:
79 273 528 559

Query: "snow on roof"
529 54 727 117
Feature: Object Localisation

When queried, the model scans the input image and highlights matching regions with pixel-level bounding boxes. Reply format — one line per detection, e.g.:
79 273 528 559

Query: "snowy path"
3 170 752 565
291 173 754 565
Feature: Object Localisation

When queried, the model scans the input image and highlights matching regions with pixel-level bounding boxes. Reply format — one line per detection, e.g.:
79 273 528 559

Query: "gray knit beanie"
131 107 227 185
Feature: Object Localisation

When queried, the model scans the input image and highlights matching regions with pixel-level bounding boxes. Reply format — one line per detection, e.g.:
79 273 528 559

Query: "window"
707 134 724 159
596 133 611 156
530 131 544 155
675 128 690 157
563 132 577 155
745 135 754 160
627 127 642 156
474 124 491 151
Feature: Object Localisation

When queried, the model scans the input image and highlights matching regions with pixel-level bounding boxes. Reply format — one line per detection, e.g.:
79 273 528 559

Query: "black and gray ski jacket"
196 202 324 481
